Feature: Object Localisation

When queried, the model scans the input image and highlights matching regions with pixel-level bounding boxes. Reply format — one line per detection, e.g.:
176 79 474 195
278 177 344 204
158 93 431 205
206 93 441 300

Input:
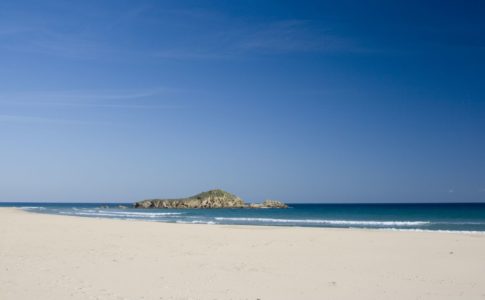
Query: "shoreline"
14 207 485 235
2 207 485 299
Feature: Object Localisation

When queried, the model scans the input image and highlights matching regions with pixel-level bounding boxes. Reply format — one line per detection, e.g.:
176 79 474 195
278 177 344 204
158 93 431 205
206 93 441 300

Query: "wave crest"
214 217 430 226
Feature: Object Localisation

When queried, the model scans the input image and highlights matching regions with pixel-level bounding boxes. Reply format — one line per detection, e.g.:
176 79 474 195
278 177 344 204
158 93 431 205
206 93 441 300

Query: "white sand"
1 208 485 300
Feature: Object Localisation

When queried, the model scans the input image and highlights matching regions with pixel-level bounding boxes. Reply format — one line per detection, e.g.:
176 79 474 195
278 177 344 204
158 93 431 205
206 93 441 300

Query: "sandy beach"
1 208 485 300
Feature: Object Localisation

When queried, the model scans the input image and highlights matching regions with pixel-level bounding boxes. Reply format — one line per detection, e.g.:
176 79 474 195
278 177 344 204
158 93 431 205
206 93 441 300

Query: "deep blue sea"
2 202 485 233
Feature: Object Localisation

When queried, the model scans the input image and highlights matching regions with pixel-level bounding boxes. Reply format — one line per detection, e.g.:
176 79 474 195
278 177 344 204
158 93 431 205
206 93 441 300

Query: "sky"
0 0 484 203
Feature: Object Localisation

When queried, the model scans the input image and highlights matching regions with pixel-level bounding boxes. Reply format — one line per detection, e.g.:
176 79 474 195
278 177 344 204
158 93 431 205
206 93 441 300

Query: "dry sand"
1 207 485 300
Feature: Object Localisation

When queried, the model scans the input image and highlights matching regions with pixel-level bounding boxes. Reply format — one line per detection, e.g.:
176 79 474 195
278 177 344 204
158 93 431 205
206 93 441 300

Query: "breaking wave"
176 220 216 225
59 211 184 218
214 217 430 227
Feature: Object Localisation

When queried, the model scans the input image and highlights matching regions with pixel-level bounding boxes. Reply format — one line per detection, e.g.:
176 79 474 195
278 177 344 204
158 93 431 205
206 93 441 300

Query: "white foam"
214 217 430 226
21 206 46 210
62 211 182 218
379 228 485 235
176 220 216 225
97 210 183 216
439 221 485 225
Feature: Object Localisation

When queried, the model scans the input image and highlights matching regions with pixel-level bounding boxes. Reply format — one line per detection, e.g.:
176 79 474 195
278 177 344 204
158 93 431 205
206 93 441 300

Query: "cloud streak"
0 5 372 61
237 20 357 53
0 88 190 110
0 114 91 125
0 87 169 100
0 5 141 60
152 17 374 61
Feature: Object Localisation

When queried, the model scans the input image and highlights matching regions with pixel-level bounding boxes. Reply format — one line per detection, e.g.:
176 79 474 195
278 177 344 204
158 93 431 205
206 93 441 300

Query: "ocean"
2 202 485 233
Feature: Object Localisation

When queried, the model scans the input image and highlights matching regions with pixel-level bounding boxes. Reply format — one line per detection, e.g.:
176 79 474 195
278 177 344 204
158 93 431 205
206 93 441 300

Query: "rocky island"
134 189 288 209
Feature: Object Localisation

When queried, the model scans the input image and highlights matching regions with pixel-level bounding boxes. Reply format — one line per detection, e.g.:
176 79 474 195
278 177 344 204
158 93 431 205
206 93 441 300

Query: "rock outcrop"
134 189 288 209
248 200 288 209
134 189 245 209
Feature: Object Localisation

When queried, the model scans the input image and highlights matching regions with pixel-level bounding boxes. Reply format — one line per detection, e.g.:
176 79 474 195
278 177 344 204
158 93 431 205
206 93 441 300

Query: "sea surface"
2 202 485 233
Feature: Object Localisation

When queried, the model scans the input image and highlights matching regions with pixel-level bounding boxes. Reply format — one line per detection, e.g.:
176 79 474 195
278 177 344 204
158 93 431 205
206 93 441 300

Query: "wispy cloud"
0 5 372 61
0 114 91 125
155 50 235 60
103 5 151 31
237 20 358 54
0 26 35 36
5 102 188 110
152 18 373 61
0 87 168 100
0 87 188 126
0 5 142 60
0 24 106 60
0 87 189 110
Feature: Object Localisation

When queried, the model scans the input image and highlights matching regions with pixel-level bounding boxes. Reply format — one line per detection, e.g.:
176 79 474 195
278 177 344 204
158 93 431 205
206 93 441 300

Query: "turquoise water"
2 202 485 232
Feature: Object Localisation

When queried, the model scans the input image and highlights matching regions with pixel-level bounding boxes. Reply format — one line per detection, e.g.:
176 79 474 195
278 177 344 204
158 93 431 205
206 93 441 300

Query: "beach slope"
1 208 484 300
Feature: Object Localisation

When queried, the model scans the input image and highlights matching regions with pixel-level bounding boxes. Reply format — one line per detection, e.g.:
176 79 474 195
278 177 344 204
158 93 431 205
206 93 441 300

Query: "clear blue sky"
0 0 484 203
